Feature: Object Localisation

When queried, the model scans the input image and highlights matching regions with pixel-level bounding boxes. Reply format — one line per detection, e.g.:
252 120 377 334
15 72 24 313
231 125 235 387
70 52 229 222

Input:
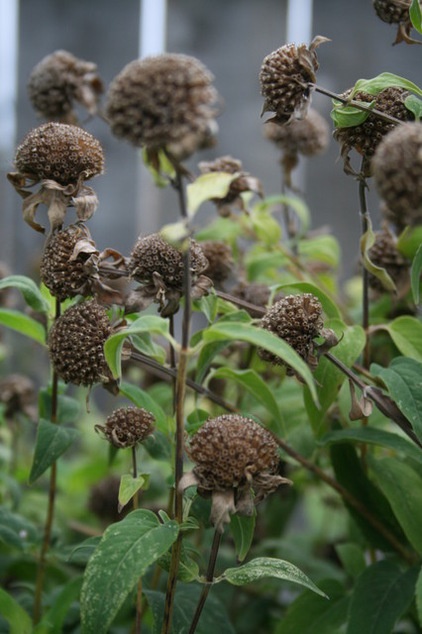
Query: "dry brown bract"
8 122 104 233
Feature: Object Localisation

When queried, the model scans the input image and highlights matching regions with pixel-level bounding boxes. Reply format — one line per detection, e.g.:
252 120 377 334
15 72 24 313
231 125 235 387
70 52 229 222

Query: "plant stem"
358 168 371 370
188 530 222 634
33 299 61 624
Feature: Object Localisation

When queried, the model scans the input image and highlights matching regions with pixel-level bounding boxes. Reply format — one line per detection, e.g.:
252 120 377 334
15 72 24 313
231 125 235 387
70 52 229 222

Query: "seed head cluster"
48 300 113 387
96 406 155 449
15 122 104 186
264 108 329 158
200 241 234 286
105 53 219 153
373 0 411 24
368 227 410 294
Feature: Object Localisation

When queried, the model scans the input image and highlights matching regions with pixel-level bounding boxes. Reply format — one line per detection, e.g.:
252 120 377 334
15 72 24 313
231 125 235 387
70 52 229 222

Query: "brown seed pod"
264 108 329 158
95 406 155 449
372 0 421 44
367 226 410 295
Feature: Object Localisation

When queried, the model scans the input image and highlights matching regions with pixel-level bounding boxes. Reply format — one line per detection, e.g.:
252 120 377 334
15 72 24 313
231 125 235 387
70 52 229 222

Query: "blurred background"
0 0 420 281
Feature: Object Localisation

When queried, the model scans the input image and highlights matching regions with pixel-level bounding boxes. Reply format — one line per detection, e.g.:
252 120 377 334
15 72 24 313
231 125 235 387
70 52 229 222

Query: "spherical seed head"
48 300 113 387
187 414 280 492
15 122 104 186
259 293 324 371
40 224 97 301
368 227 410 293
0 374 36 420
200 241 234 285
105 54 219 152
97 406 155 448
260 37 328 124
27 49 103 121
373 0 411 25
128 233 208 288
333 87 413 174
264 108 329 157
372 122 422 230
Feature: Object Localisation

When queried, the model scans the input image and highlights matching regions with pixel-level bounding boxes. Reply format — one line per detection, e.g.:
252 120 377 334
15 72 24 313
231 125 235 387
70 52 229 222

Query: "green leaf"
371 358 422 443
249 207 282 245
346 560 418 634
416 565 422 628
118 474 148 509
273 281 341 319
187 172 240 217
104 314 176 378
397 225 422 258
0 275 49 313
39 389 81 424
299 234 341 269
369 456 422 554
335 543 366 579
404 94 422 121
81 509 179 634
34 577 83 634
195 215 242 243
361 221 396 291
0 508 39 550
331 102 373 128
254 194 311 236
142 148 175 186
377 316 422 361
211 367 284 429
29 419 80 484
410 0 422 34
218 557 328 598
0 308 46 344
229 513 256 563
320 426 422 466
0 587 32 634
118 381 167 427
411 243 422 304
203 321 318 403
352 72 422 98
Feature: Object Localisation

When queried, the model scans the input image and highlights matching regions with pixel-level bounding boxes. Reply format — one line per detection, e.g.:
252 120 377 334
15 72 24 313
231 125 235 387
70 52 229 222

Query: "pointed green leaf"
416 565 422 627
352 73 422 98
34 577 83 634
81 509 179 634
410 0 422 34
0 587 32 634
0 308 46 344
411 243 422 304
370 456 422 554
404 94 422 121
378 316 422 361
346 560 418 634
118 474 148 509
360 222 396 291
371 358 422 442
29 419 80 484
203 321 318 403
250 207 282 245
0 275 49 313
142 147 175 187
187 172 240 217
229 513 256 563
254 194 311 235
397 225 422 258
218 557 328 597
273 281 341 319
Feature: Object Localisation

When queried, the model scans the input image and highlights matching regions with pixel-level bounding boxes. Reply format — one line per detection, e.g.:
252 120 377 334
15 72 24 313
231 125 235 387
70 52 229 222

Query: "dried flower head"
259 36 329 125
27 50 103 123
126 233 212 316
333 86 413 176
180 414 291 531
200 241 234 287
372 122 422 230
40 223 127 304
105 54 220 162
0 374 37 421
367 226 410 295
259 293 337 374
48 299 117 392
95 406 155 449
88 475 131 524
8 122 104 233
231 281 273 318
198 155 263 216
372 0 421 44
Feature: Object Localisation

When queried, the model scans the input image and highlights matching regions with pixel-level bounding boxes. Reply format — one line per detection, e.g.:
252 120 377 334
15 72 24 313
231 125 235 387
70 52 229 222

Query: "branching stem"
188 530 222 634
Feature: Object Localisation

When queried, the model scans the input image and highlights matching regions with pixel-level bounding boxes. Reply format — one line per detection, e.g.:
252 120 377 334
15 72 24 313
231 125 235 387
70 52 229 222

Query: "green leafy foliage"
0 308 46 344
187 171 240 217
0 275 49 314
411 243 422 304
229 513 256 563
375 315 422 361
29 419 80 484
0 587 32 634
410 0 422 34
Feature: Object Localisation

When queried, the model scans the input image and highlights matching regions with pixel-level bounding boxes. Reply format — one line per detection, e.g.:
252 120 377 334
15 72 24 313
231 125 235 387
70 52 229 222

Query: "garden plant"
1 1 422 632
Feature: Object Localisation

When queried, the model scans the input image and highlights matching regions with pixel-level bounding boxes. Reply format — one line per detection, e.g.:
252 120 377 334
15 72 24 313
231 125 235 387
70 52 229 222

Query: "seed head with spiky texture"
48 299 116 390
95 406 155 449
27 50 103 122
259 36 328 125
372 122 422 230
372 0 421 44
105 54 219 158
181 414 291 531
200 241 234 287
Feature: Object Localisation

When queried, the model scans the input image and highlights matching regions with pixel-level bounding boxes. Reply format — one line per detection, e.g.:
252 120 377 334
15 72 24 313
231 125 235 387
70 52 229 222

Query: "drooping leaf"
352 72 422 98
371 358 422 443
0 587 32 634
0 275 49 314
377 315 422 361
0 308 46 344
218 557 327 598
360 221 396 291
29 419 80 484
411 243 422 304
346 560 418 634
229 512 256 563
118 473 148 510
369 456 422 554
404 93 422 120
142 147 175 186
187 172 240 217
410 0 422 34
203 321 318 403
81 509 179 634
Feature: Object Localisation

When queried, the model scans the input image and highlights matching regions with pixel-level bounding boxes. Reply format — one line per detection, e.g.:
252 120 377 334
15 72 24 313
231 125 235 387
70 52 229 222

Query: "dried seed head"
40 224 98 301
200 241 234 286
372 122 422 230
14 122 104 186
95 406 155 448
48 299 115 388
88 475 131 524
0 374 37 420
333 87 413 176
105 54 219 155
259 36 328 124
367 226 410 294
264 108 329 158
27 50 103 122
231 281 273 317
373 0 411 24
259 293 324 373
